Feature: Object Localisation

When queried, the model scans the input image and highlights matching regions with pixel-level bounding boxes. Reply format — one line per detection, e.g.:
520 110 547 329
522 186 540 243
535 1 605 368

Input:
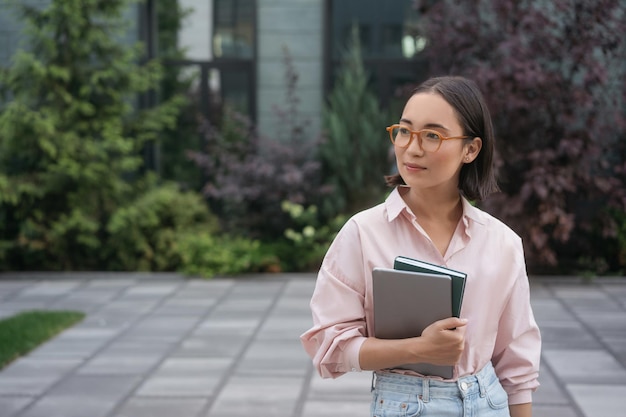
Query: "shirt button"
460 381 469 391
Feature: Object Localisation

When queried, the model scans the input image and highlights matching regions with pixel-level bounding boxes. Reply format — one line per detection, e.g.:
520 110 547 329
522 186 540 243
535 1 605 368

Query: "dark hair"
385 76 499 201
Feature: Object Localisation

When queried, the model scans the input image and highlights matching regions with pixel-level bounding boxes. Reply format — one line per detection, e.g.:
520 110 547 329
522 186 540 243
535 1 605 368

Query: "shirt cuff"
508 389 533 405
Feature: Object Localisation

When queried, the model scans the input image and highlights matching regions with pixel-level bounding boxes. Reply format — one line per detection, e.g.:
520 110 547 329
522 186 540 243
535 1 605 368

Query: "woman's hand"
417 317 468 365
359 317 468 371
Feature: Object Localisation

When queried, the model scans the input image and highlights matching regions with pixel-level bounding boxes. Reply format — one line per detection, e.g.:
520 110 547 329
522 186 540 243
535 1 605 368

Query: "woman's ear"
464 137 482 163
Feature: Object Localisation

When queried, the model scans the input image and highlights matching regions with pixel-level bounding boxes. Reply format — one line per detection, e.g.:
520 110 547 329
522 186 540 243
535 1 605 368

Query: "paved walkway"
0 272 624 417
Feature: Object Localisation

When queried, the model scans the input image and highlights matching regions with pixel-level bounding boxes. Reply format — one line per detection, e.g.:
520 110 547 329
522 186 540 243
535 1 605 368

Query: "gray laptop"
372 267 454 379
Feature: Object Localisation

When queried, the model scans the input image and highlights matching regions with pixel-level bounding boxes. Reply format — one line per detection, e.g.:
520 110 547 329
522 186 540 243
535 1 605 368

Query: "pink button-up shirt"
300 187 541 405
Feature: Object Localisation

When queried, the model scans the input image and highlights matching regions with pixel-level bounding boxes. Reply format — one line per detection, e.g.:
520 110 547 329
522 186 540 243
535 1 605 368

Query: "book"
372 267 454 378
393 256 466 318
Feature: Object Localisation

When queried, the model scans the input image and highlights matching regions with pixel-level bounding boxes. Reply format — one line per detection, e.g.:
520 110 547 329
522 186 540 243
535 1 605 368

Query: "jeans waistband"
373 362 497 402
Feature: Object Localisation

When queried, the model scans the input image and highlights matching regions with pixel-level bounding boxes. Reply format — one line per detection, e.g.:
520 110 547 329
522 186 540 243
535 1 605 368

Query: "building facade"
177 0 427 142
0 0 427 142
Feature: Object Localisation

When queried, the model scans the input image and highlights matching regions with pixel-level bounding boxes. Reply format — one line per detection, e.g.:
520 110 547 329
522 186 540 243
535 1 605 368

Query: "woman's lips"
404 162 426 171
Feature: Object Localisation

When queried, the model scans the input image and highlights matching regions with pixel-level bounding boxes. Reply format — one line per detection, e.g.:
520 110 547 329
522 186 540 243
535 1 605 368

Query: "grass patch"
0 310 85 369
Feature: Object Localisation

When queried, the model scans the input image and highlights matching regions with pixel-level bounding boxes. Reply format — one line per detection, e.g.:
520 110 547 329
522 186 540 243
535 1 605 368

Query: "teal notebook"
393 256 466 318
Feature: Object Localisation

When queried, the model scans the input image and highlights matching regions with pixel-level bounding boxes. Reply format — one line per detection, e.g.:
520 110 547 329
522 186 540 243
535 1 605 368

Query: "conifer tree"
320 26 392 216
0 0 183 269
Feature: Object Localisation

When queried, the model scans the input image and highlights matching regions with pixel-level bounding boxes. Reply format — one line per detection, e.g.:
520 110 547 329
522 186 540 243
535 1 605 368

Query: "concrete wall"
256 0 324 142
178 0 213 60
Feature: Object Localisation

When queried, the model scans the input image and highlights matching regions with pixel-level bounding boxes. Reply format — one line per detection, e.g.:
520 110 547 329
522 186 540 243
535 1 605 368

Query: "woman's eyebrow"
400 118 451 132
423 123 450 132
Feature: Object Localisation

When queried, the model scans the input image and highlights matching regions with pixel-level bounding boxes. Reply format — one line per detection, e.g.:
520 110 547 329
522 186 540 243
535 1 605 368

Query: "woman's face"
394 92 478 194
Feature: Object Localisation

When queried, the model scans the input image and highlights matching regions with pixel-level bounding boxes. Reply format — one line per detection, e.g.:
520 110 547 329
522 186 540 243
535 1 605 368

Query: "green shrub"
276 201 347 271
106 182 219 271
177 232 279 278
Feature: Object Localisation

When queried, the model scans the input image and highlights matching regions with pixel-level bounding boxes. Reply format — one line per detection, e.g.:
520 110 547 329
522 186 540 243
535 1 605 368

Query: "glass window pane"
221 69 251 114
331 0 422 59
214 0 255 59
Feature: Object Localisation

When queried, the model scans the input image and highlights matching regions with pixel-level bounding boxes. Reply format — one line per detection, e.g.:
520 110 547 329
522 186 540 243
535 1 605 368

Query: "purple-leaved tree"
414 0 626 272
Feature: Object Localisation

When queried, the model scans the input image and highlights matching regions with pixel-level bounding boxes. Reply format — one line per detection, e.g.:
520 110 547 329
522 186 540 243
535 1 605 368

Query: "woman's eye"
424 131 440 140
399 128 410 135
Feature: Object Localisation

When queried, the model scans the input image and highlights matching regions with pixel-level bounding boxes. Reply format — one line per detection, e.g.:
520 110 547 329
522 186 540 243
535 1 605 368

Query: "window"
326 0 429 115
153 0 257 184
213 0 255 59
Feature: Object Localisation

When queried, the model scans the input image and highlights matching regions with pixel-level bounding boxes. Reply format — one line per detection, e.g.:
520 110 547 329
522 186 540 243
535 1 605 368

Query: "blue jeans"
371 362 510 417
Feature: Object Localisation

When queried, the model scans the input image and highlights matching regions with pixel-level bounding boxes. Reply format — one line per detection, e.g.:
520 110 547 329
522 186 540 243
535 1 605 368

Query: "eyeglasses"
386 124 470 152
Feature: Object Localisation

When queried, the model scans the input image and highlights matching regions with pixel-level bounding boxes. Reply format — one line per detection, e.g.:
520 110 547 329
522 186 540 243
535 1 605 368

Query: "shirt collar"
384 186 487 226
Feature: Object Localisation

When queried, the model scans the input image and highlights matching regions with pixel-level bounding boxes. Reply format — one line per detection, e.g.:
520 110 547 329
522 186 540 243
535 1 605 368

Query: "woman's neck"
400 187 463 223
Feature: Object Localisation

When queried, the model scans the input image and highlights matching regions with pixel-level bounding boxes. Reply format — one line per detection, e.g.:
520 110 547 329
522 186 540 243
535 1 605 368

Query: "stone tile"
114 397 208 417
228 281 284 298
567 384 626 417
308 371 372 401
77 355 163 375
102 338 174 357
603 336 626 366
0 396 34 416
50 290 118 312
534 363 571 406
129 316 200 341
97 299 159 315
282 278 316 296
172 335 247 358
551 285 607 300
212 298 275 315
271 296 315 316
18 375 138 416
235 339 310 376
0 300 56 311
136 376 221 398
256 316 310 340
176 280 235 298
0 309 19 320
543 350 626 383
79 314 135 331
576 311 626 335
531 298 573 322
207 375 303 416
0 281 36 300
533 404 580 417
18 281 82 297
136 358 232 397
0 358 82 396
47 375 140 398
29 328 118 360
301 400 370 417
84 279 137 289
194 317 260 337
151 297 216 315
538 321 601 350
120 283 181 298
154 358 233 376
19 396 118 417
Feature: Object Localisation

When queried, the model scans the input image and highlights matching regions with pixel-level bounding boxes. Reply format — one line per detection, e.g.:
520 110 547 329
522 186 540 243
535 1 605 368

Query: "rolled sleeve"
300 265 368 378
492 257 542 404
300 219 369 378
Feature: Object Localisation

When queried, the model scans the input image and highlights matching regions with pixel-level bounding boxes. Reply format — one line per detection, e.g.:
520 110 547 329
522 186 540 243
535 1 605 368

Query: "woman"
301 76 541 417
